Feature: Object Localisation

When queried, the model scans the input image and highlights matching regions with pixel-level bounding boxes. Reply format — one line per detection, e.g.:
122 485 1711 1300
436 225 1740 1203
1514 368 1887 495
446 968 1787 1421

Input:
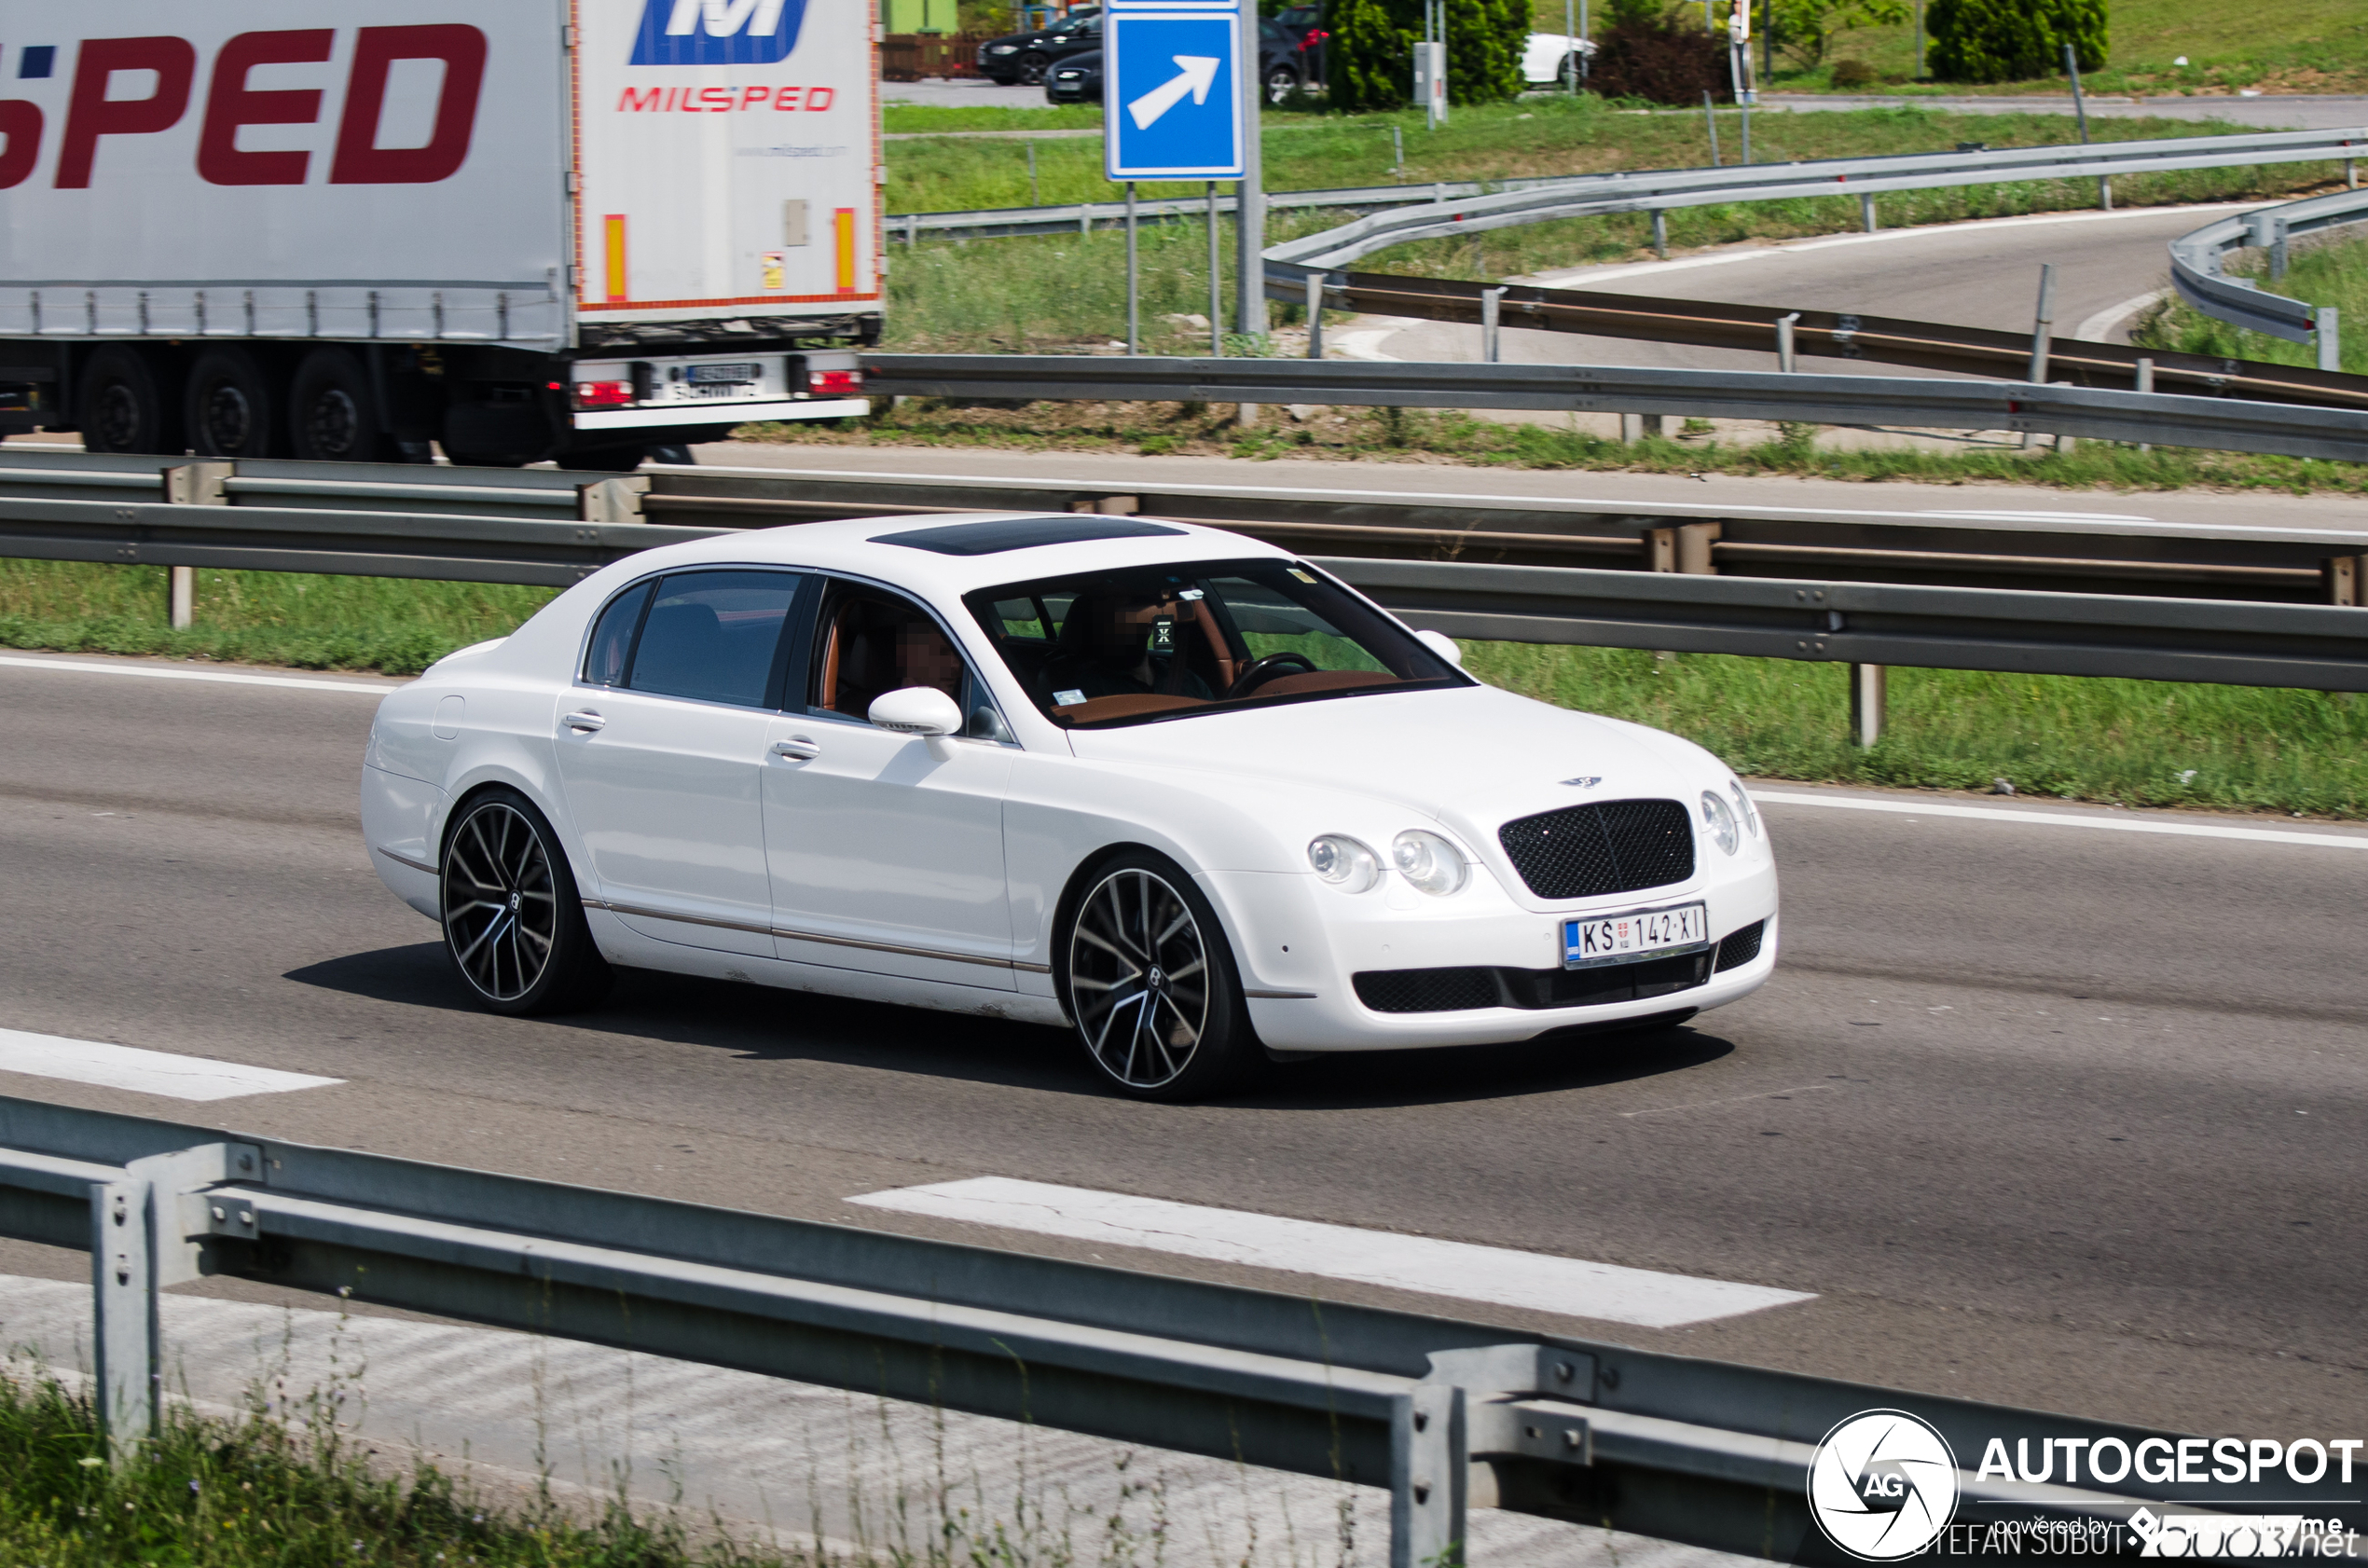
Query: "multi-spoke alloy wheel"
440 791 609 1015
1064 856 1250 1099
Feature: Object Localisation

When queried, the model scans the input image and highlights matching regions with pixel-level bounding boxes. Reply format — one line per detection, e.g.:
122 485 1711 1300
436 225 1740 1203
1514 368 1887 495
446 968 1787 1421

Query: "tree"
1769 0 1909 69
1323 0 1526 110
1928 0 2105 83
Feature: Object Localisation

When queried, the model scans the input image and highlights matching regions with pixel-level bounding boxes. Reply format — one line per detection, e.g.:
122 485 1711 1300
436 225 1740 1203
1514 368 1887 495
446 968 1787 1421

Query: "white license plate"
1563 902 1708 969
689 362 764 384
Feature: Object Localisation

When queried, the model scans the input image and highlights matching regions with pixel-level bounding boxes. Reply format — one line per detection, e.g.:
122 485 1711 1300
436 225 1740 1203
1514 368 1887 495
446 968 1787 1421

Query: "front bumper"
1209 860 1778 1052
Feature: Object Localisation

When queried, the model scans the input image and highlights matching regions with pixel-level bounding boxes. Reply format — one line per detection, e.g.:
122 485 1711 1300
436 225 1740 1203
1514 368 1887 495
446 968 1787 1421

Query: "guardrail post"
1651 210 1667 258
1390 1383 1466 1568
1859 192 1877 233
1677 521 1720 574
2270 220 2289 282
1307 271 1329 359
2021 264 2056 449
90 1176 158 1459
1619 412 1662 443
161 461 230 630
1851 663 1887 748
577 475 650 523
1480 286 1504 363
1776 312 1799 373
2328 556 2363 607
2135 357 2154 454
2316 307 2340 373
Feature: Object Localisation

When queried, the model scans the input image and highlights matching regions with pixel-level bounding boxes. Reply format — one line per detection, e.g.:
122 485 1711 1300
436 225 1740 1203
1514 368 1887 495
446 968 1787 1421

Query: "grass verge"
1 558 2359 819
2135 228 2368 378
883 103 1103 134
0 559 555 676
741 402 2368 495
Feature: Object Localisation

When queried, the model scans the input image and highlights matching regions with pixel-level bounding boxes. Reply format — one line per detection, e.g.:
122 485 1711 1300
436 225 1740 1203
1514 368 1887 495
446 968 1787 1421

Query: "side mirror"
1415 628 1464 667
868 685 964 736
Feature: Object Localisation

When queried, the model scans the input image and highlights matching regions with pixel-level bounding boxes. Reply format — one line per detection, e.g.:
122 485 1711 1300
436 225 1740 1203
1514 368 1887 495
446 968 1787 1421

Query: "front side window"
964 557 1465 728
610 570 801 708
810 581 1013 742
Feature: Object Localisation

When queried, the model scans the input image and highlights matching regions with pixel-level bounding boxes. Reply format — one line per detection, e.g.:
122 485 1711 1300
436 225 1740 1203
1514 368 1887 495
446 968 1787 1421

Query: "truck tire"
286 348 387 462
79 347 182 455
185 347 278 459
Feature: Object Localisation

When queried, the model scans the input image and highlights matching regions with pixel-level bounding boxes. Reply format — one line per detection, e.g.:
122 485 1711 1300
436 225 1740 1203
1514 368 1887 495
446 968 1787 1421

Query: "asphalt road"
1355 202 2253 372
1 649 2361 1443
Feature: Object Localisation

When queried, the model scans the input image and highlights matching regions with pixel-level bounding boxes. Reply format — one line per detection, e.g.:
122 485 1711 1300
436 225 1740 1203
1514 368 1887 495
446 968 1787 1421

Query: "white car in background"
361 515 1777 1100
1523 33 1597 86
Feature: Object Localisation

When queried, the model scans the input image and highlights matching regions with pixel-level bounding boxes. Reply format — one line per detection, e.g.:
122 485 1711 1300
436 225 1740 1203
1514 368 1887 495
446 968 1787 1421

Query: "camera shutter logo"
1807 1410 1962 1561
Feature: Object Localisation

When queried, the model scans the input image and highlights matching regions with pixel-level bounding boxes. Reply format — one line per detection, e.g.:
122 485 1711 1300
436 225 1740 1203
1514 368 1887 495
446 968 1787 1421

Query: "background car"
977 7 1101 85
1046 21 1304 106
1522 32 1597 86
364 513 1777 1102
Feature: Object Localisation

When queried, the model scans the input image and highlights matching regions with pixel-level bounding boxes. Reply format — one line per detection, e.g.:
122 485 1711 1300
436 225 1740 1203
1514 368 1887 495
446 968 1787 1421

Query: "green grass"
880 98 2349 352
749 402 2368 496
1761 0 2368 94
0 1367 1169 1568
884 103 1103 134
2134 230 2368 378
1466 644 2368 819
0 558 555 676
1 557 2361 818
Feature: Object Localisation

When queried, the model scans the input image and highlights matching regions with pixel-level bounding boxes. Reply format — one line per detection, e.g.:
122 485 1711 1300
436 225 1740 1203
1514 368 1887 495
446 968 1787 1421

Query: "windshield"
964 557 1466 728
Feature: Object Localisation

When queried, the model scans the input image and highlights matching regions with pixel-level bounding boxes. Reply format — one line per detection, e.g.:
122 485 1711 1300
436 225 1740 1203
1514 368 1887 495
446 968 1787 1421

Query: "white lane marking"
1522 201 2271 291
848 1176 1814 1327
2072 288 2168 344
0 654 395 694
0 1029 344 1101
1750 790 2368 850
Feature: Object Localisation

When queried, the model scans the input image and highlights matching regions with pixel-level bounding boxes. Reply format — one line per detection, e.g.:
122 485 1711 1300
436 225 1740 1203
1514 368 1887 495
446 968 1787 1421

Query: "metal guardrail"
1313 270 2368 412
1 483 2361 683
7 1093 2358 1566
860 352 2368 463
2168 184 2368 351
1267 126 2367 277
888 176 1509 243
6 452 2366 603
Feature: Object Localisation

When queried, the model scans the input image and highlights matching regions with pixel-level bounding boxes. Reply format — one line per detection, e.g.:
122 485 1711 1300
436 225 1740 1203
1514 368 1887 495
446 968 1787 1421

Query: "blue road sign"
1105 12 1244 181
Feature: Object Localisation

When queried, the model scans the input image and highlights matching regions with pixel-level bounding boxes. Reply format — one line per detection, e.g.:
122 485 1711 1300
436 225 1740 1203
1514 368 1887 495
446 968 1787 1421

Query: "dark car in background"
1046 20 1305 105
977 8 1103 85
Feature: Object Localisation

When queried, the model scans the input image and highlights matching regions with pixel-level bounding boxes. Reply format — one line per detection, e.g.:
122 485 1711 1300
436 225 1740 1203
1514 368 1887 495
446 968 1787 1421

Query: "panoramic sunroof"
873 516 1188 557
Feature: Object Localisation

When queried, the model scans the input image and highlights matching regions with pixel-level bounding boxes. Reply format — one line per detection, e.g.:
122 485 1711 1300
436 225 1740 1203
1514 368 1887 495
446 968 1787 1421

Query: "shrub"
1830 56 1877 86
1325 0 1525 109
1928 0 2105 83
1588 13 1731 104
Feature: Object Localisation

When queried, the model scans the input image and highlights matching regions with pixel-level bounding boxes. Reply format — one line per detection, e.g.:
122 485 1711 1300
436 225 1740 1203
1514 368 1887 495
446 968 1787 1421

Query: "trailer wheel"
186 347 278 459
79 347 181 455
287 348 387 462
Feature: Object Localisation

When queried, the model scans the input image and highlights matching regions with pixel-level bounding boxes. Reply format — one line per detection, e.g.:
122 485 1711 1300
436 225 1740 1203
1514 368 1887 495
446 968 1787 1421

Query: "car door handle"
771 736 821 760
563 709 606 733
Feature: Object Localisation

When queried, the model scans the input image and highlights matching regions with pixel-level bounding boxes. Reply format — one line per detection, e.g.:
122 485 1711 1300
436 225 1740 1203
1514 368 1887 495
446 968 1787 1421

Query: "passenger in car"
897 621 968 701
1039 592 1216 702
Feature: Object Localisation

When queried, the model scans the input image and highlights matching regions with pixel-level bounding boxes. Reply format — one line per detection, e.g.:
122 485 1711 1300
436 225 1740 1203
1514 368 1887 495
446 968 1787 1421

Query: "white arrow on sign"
1126 54 1221 131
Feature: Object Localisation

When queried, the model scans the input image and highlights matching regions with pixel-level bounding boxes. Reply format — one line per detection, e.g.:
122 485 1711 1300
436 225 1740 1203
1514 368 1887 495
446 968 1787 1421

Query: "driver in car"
1039 592 1216 703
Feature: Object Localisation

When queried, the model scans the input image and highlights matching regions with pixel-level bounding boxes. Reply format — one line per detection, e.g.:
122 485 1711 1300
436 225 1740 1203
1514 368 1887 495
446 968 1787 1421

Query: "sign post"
1104 0 1249 361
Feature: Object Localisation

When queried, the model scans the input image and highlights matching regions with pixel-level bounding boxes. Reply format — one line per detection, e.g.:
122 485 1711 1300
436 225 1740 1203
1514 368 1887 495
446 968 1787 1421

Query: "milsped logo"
1809 1410 1963 1561
629 0 807 64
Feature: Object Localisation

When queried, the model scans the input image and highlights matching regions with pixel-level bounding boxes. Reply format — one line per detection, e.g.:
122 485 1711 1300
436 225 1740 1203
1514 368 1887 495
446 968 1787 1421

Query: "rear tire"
441 788 612 1016
286 347 389 462
1059 850 1257 1101
78 346 181 455
1017 49 1050 84
185 347 277 458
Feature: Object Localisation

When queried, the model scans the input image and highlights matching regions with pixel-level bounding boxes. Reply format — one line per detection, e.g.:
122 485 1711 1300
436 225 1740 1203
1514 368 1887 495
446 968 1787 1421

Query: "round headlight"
1700 790 1739 856
1391 830 1468 896
1308 834 1382 892
1728 779 1758 839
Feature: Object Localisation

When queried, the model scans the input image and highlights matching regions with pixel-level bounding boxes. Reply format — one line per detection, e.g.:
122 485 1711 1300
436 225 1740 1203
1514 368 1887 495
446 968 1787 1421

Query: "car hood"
1065 683 1715 852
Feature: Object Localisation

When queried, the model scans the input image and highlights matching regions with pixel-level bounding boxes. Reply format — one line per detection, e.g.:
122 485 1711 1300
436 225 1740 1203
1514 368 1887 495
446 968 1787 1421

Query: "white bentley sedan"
363 514 1777 1099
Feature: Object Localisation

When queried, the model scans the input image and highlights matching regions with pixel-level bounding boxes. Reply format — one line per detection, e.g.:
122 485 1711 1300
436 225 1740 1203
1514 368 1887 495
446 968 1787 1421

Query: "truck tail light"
572 380 634 409
808 369 862 395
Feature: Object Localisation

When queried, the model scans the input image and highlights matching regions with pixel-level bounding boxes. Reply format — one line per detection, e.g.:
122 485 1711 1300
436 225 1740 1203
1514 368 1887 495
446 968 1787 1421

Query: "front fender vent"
1497 799 1693 900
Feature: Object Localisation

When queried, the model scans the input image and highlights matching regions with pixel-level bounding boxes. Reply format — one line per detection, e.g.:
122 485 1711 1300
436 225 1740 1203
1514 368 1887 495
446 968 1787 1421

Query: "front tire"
1060 852 1256 1101
1017 50 1050 84
286 347 389 462
441 789 611 1016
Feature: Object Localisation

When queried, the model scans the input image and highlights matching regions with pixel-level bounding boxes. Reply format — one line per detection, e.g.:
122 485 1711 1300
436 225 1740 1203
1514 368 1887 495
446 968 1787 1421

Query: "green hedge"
1928 0 2105 83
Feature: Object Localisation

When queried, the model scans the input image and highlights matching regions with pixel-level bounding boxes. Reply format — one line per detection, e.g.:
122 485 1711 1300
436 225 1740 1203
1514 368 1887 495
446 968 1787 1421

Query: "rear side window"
584 580 654 687
620 571 801 708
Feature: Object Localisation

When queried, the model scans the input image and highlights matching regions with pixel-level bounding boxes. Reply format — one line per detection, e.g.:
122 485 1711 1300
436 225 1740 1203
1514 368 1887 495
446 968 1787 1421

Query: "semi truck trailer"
0 0 880 468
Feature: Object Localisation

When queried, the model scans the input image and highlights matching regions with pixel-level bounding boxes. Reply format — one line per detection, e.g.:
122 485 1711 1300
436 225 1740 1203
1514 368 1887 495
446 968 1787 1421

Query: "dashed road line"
0 1029 344 1101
